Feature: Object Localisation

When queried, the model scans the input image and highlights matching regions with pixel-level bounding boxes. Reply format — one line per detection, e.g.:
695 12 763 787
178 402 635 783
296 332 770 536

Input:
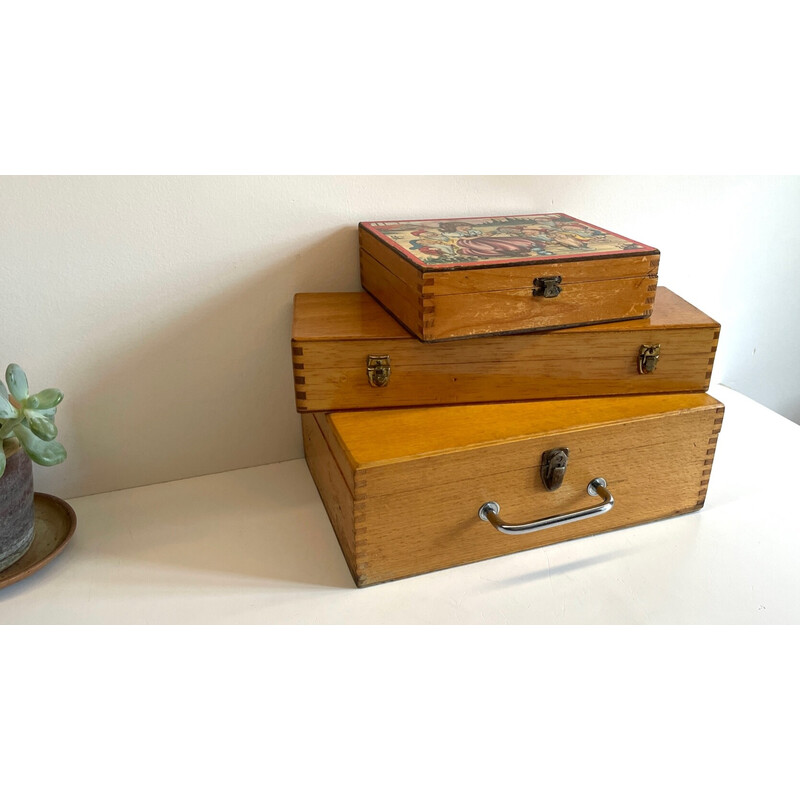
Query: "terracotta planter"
0 440 36 572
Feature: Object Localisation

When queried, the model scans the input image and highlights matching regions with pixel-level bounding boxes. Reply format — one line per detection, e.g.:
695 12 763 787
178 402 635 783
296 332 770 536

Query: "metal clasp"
540 448 569 491
532 276 562 298
638 344 661 374
366 354 391 387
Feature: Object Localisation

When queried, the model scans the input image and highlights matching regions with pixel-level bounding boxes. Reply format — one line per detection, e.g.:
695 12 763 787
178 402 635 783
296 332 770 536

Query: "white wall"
1 176 798 498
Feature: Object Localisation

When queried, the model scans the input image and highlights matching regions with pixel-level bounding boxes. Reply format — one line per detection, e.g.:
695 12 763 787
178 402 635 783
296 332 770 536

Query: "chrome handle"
478 478 614 536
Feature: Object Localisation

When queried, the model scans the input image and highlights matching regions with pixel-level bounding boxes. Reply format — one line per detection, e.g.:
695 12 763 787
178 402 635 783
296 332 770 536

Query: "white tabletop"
1 384 798 624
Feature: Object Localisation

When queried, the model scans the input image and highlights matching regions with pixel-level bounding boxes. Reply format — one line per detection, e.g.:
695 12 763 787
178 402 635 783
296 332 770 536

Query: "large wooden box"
292 287 719 412
359 213 660 341
303 393 724 587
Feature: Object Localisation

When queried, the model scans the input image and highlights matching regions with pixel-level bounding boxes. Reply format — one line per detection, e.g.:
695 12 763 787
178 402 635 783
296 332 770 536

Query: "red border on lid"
360 213 658 271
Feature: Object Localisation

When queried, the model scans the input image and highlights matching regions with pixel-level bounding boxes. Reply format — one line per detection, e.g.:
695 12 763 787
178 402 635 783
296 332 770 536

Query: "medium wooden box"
303 393 724 587
292 287 719 412
359 213 660 341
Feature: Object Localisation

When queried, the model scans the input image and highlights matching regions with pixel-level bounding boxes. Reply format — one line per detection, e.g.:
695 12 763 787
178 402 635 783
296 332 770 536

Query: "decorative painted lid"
360 213 658 270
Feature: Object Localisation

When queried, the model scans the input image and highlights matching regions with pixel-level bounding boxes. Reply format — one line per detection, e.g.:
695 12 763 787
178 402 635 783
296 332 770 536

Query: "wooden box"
303 393 724 587
359 213 660 341
292 287 719 412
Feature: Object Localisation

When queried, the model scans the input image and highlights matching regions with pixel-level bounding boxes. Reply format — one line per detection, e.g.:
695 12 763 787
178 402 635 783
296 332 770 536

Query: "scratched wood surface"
303 393 724 587
426 276 655 339
292 288 720 412
431 254 659 293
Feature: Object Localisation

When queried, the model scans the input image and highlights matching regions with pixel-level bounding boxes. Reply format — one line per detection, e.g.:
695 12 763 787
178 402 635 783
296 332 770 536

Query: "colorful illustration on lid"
363 213 654 268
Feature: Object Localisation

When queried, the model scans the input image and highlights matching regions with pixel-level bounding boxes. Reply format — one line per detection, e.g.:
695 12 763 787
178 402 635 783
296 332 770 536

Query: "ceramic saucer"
0 493 77 590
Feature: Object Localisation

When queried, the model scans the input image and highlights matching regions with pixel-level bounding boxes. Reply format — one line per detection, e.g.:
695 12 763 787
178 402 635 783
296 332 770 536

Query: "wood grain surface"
292 288 720 412
431 254 659 293
301 414 358 580
360 249 429 339
426 276 654 340
303 393 725 586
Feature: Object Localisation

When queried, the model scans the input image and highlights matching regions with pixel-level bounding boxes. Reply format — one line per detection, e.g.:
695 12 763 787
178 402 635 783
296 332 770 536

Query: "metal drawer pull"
478 478 614 536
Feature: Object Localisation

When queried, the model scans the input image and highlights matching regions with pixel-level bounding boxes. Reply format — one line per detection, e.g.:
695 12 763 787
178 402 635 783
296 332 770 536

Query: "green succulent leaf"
27 388 64 410
28 413 58 441
0 421 20 439
15 423 67 467
0 443 5 479
6 364 29 402
1 366 66 470
0 393 17 420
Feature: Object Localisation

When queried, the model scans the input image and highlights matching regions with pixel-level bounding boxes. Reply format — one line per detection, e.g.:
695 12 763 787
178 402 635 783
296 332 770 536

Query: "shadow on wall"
45 228 360 499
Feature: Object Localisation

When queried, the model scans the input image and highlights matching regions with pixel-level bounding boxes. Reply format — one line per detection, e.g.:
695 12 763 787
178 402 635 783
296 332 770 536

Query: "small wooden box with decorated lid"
359 213 659 341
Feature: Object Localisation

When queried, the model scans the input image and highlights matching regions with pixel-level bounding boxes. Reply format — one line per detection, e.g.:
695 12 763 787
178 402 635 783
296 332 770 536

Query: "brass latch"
638 344 661 374
366 354 391 387
532 276 562 298
541 448 569 491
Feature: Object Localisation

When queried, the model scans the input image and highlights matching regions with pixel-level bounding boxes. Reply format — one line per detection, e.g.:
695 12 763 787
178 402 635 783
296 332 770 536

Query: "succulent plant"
0 363 66 479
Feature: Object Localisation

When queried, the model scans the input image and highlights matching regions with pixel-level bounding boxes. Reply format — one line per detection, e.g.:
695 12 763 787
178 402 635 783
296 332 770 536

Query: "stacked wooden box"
293 214 723 587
